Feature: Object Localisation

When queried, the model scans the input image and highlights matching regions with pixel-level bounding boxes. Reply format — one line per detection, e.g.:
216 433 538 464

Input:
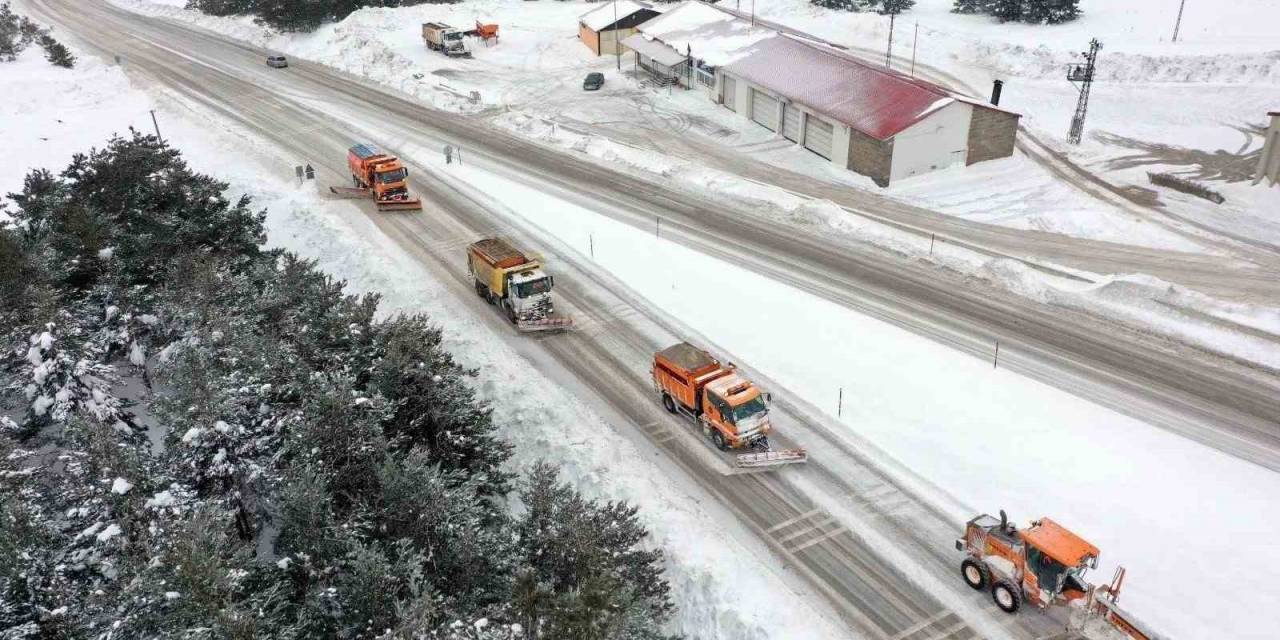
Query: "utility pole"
1171 0 1187 42
1066 38 1102 145
613 0 621 71
149 110 163 143
885 12 896 69
910 21 919 77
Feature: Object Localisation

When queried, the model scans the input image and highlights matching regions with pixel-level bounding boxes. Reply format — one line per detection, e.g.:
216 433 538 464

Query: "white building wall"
889 101 973 182
831 123 852 170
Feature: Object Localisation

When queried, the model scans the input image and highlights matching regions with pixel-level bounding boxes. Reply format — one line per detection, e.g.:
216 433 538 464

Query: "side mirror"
764 392 772 403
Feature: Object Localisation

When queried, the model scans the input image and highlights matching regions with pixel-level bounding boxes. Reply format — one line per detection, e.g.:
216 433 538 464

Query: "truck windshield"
516 278 551 298
445 32 463 40
1027 546 1070 592
733 397 767 422
377 168 407 183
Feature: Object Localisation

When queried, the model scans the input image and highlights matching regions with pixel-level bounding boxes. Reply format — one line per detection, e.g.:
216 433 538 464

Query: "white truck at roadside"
422 22 471 58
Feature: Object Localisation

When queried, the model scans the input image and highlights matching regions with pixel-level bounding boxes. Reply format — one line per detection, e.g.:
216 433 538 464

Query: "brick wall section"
847 128 894 187
966 107 1020 165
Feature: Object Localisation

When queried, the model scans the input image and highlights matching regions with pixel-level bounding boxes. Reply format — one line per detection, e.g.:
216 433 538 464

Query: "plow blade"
735 448 808 468
516 316 574 332
329 186 371 198
376 198 423 212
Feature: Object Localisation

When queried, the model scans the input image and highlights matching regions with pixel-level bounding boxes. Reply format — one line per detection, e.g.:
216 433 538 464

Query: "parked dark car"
266 55 289 68
583 72 604 91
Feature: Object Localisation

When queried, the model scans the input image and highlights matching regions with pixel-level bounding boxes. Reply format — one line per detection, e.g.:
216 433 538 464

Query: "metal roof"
621 33 689 67
580 0 656 32
725 35 989 140
1020 518 1100 568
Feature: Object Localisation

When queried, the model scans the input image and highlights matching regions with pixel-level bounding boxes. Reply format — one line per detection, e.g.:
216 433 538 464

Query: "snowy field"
0 45 851 640
427 145 1280 640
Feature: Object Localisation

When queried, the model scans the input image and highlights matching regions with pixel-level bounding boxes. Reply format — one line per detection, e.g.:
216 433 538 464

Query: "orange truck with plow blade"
329 144 422 211
956 511 1165 639
652 343 806 469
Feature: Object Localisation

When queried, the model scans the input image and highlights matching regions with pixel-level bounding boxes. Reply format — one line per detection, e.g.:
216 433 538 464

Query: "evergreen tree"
988 0 1024 22
878 0 914 15
952 0 987 14
809 0 874 12
1032 0 1081 24
39 34 75 68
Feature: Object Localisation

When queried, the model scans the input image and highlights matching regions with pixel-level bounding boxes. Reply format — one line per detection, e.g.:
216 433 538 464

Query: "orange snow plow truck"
652 343 806 469
957 511 1164 639
328 144 422 211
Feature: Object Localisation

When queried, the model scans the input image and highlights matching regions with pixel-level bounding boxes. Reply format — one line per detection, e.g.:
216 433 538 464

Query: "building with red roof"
624 1 1020 186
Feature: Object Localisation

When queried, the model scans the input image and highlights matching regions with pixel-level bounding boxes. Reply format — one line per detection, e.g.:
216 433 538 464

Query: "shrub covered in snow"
0 136 674 638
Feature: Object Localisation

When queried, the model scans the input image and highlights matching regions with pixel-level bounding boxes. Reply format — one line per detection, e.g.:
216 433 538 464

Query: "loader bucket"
516 316 574 332
376 198 423 212
735 448 808 468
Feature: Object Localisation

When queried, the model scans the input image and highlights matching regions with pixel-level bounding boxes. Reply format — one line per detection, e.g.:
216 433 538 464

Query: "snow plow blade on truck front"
328 186 423 211
735 448 808 468
516 315 573 332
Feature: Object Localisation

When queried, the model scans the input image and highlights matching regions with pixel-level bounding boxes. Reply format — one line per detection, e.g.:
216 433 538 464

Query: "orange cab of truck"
652 343 772 451
347 144 412 203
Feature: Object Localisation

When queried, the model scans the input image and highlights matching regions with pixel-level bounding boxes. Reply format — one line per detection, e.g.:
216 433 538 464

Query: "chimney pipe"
999 509 1008 531
990 79 1004 106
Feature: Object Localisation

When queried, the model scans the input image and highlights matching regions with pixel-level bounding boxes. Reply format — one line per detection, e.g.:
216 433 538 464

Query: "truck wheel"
662 394 676 414
506 305 518 324
353 175 360 188
991 579 1021 613
710 430 728 451
475 281 486 298
960 558 989 591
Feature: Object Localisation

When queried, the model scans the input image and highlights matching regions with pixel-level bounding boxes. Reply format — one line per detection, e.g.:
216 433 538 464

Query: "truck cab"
701 373 771 449
347 144 412 203
505 267 555 323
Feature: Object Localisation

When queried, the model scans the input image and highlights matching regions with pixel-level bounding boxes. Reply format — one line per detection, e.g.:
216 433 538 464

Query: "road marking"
888 610 953 640
788 526 848 553
776 517 838 544
766 507 823 534
916 621 969 640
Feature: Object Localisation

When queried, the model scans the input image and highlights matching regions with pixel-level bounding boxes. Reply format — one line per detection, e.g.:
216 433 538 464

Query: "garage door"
722 75 737 111
804 115 834 159
782 104 801 142
751 88 779 131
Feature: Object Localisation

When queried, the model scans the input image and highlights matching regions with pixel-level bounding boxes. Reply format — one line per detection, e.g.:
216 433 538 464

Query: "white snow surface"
578 0 656 32
110 477 133 495
636 1 775 66
0 32 848 640
429 156 1280 640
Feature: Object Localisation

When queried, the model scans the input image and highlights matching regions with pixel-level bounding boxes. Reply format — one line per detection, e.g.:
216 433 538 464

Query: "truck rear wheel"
961 558 989 590
662 394 677 414
710 430 728 451
991 579 1021 613
353 175 360 188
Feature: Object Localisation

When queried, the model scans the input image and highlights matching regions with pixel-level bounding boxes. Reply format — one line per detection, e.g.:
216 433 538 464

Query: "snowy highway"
24 1 1280 638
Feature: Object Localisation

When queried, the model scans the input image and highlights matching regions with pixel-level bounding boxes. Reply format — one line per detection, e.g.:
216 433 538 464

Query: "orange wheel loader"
956 510 1165 639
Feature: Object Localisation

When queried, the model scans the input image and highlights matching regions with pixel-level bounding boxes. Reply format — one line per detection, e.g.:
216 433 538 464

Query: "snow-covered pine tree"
878 0 915 15
952 0 988 14
988 0 1024 22
809 0 874 12
38 34 73 67
515 464 673 638
1029 0 1081 23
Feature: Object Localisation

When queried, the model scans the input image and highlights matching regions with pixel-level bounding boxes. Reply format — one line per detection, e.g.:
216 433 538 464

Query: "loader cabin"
960 514 1098 604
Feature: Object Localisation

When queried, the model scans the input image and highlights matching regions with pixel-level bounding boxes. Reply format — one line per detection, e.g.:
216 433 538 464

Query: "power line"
1171 0 1188 42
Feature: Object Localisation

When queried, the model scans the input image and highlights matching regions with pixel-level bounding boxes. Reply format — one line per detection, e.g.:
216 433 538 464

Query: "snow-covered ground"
426 150 1280 640
0 44 851 640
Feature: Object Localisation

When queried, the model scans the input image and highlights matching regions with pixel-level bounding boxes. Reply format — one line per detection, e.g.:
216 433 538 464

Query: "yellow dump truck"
467 238 572 332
